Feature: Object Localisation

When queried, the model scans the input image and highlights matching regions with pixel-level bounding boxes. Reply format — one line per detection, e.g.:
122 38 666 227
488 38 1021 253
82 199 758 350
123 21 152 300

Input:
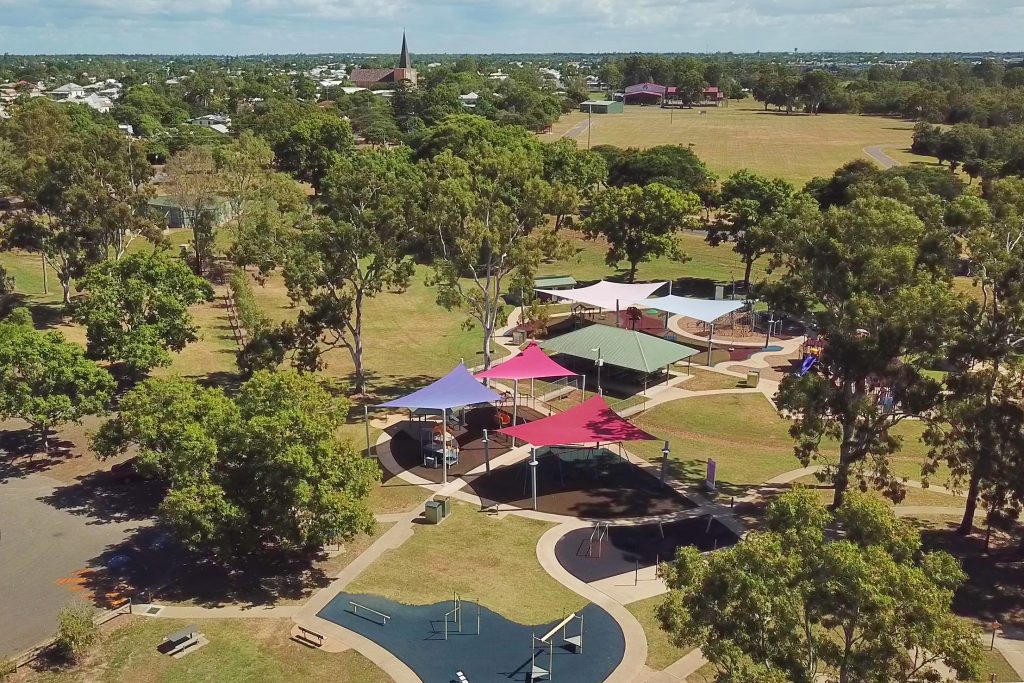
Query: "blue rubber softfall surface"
318 592 625 682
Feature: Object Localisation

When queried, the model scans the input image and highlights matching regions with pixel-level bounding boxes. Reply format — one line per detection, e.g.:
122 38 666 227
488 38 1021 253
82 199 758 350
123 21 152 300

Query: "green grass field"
629 393 955 499
540 230 761 288
19 617 388 683
347 502 586 624
625 595 694 670
541 98 938 186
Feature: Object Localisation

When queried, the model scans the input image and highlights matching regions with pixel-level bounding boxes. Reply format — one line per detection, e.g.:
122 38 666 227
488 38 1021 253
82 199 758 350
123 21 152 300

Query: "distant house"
586 75 605 92
147 196 234 230
459 91 480 108
580 100 623 114
188 114 231 128
65 93 113 113
48 82 86 100
703 86 726 105
118 123 134 136
350 33 418 88
623 82 666 105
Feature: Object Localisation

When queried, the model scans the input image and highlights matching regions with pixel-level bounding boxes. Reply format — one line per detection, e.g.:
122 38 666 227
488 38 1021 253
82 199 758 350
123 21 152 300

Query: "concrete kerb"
537 522 649 683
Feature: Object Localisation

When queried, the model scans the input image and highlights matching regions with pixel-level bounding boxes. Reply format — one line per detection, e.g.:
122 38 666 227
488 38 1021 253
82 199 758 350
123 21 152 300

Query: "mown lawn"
18 617 389 683
625 594 694 670
347 502 586 625
629 393 953 499
540 98 934 186
540 230 760 289
243 267 504 401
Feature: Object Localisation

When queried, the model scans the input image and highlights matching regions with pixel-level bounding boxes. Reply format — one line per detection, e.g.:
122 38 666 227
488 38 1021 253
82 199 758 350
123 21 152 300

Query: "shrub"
228 269 271 336
54 600 99 663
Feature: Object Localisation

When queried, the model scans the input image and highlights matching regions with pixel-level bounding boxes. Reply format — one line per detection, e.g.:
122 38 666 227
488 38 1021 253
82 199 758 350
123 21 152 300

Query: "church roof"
398 32 412 69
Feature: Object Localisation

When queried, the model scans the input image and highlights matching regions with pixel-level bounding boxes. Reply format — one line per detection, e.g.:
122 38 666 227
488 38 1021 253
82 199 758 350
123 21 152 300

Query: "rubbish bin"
424 501 443 524
433 495 451 518
746 370 760 388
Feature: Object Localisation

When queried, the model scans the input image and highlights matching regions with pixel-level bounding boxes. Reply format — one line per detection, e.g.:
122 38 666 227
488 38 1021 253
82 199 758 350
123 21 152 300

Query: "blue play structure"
797 353 818 376
318 592 625 682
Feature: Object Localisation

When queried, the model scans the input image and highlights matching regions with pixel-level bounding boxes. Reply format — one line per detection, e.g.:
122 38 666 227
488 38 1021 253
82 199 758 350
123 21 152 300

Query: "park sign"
705 458 717 491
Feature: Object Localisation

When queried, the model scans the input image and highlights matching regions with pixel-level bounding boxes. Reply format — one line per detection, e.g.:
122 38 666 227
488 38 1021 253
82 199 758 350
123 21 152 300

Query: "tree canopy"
659 489 982 683
93 371 379 559
73 250 214 375
583 183 702 282
0 320 114 450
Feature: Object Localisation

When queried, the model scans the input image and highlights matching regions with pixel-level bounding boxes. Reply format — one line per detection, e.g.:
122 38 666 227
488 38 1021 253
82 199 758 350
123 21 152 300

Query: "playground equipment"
797 339 825 376
586 522 609 558
530 612 585 680
421 422 460 469
442 592 481 640
349 601 391 625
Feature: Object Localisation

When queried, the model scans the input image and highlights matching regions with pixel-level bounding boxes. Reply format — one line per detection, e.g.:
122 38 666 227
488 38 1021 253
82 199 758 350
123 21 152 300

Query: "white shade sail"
635 295 746 324
535 280 666 311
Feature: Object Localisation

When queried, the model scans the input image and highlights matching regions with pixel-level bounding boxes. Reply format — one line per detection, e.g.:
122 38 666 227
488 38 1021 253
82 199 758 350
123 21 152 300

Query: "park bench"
295 624 325 647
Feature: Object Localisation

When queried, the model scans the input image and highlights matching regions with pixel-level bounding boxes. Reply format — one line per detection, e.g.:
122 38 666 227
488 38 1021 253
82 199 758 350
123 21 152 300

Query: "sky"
1 0 1022 55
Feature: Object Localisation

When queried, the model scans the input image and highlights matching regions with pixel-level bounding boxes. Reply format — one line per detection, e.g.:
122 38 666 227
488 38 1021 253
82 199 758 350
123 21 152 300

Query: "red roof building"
623 82 667 104
349 32 418 88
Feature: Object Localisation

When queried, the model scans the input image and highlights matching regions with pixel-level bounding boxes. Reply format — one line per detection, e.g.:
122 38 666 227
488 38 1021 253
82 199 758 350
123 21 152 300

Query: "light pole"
591 347 603 396
587 107 592 149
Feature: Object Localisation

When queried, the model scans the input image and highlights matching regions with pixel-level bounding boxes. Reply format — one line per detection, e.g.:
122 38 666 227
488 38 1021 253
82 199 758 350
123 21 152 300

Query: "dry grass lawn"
14 617 389 683
540 98 937 186
347 502 586 624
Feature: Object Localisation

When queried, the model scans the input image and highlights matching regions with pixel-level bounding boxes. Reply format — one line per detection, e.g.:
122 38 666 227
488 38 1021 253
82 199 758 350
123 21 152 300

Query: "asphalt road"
0 472 152 656
863 144 900 169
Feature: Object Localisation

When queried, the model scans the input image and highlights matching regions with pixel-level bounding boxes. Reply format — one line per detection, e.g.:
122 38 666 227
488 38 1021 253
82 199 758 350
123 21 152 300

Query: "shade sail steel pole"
442 407 448 485
530 447 538 510
483 429 490 472
707 323 715 367
615 299 620 327
512 380 519 448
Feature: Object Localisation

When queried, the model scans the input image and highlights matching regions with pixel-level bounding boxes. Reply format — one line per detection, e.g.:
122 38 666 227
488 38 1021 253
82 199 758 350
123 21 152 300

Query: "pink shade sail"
475 341 578 381
497 395 657 447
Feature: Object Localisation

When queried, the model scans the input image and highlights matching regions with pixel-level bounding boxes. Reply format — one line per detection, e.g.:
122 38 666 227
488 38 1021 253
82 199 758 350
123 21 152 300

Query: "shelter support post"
530 447 538 510
660 441 670 484
616 299 620 327
707 323 715 367
581 374 586 402
512 380 519 447
442 407 448 485
483 429 490 472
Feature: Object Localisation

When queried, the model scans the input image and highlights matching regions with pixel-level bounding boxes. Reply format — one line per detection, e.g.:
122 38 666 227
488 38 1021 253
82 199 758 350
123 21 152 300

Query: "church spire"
398 32 412 69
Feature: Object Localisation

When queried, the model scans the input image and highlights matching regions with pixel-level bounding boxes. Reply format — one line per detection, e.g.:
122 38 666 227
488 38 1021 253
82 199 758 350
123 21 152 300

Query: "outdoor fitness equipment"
442 592 480 640
530 612 585 680
586 522 609 558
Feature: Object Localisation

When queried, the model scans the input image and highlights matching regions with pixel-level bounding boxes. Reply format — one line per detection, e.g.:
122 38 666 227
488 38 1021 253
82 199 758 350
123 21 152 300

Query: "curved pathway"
863 144 900 169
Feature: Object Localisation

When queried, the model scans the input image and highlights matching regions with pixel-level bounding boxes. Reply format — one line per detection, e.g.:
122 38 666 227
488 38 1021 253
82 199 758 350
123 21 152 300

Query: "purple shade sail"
377 363 503 411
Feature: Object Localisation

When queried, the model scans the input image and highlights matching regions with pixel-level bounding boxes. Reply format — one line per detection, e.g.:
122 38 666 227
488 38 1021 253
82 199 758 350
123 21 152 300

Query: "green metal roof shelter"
539 325 699 374
535 275 578 290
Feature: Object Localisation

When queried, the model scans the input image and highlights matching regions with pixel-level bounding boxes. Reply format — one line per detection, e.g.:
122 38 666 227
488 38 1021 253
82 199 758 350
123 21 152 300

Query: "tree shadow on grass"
920 526 1024 627
76 524 335 610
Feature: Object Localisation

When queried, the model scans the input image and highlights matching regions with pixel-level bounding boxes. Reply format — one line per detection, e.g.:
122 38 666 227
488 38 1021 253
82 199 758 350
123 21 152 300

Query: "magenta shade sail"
497 395 657 447
475 341 577 381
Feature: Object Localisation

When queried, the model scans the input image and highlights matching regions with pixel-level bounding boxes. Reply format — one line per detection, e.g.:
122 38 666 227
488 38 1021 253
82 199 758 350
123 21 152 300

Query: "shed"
579 100 623 114
535 275 578 291
147 195 234 230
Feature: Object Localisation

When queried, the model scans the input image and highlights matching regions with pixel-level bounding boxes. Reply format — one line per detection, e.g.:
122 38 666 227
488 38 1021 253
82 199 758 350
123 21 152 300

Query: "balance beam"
540 613 577 643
